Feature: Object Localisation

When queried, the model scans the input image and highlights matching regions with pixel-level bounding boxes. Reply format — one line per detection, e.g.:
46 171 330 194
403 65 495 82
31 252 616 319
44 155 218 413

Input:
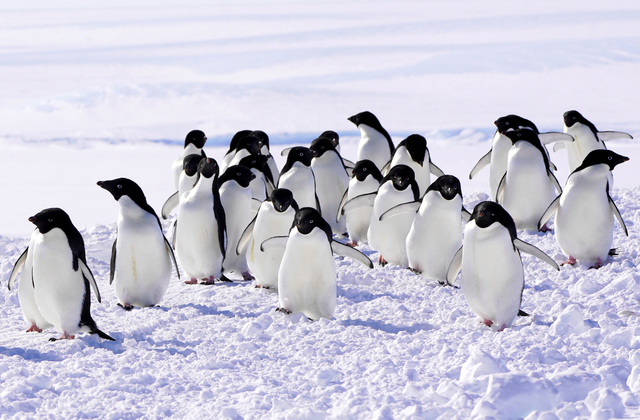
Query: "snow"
1 0 640 418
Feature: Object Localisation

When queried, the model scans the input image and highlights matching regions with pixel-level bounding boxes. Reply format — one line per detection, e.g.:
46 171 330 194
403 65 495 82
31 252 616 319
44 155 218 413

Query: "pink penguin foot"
483 319 493 327
347 241 357 248
49 332 75 342
26 324 43 333
539 224 552 233
561 256 577 266
590 258 604 269
407 267 421 274
497 324 508 332
184 278 198 284
255 284 270 289
241 271 255 281
378 256 388 267
200 276 216 285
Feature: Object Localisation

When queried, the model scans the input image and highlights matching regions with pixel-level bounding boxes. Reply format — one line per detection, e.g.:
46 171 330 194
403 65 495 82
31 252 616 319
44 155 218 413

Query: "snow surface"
1 1 640 418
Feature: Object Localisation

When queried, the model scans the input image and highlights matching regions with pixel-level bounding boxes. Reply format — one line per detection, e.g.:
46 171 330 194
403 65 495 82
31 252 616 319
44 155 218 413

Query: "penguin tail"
609 248 619 256
517 309 529 317
91 328 116 341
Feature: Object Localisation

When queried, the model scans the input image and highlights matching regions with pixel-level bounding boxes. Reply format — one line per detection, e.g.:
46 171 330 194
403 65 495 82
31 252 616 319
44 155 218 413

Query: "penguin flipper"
236 216 257 255
79 260 102 303
91 328 116 341
280 147 292 157
461 208 472 222
597 131 633 141
517 309 529 317
251 198 263 213
161 191 179 220
8 247 28 290
378 201 420 222
109 239 117 285
469 150 491 180
513 238 559 271
539 132 574 145
429 161 445 178
553 142 566 152
260 236 289 252
164 236 180 279
496 174 507 203
548 171 562 194
549 161 558 172
380 159 392 176
171 220 178 250
342 158 355 169
331 241 373 268
609 198 628 236
336 189 349 223
446 246 463 287
538 195 560 231
342 192 377 215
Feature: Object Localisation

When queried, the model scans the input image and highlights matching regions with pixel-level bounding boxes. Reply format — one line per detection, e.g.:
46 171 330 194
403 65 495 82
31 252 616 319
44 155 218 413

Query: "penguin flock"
6 110 634 340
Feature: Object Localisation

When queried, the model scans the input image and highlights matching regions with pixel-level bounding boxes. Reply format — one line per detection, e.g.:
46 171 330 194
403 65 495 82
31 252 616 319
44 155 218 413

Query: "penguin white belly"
345 177 378 245
368 183 415 266
312 156 349 234
407 194 462 282
489 132 511 200
357 125 391 170
390 150 430 196
18 233 52 330
31 229 85 335
220 183 252 274
565 125 605 172
461 223 523 328
278 229 336 320
248 205 295 289
114 216 171 307
278 165 318 210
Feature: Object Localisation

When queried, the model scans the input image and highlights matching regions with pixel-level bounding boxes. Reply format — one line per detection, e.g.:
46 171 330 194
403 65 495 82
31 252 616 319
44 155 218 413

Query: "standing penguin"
219 165 256 281
277 146 320 211
310 136 350 235
172 130 207 190
27 208 115 341
447 201 558 331
98 178 179 309
8 232 53 333
238 154 274 206
175 158 226 284
220 130 253 176
348 111 394 171
385 134 444 196
496 129 562 231
379 175 470 283
236 188 299 289
336 160 383 246
538 150 629 268
162 154 205 219
261 207 373 320
223 135 263 172
251 130 280 187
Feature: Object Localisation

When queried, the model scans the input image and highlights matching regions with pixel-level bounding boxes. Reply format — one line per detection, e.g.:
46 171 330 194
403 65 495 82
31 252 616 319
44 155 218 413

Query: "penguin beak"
28 216 36 224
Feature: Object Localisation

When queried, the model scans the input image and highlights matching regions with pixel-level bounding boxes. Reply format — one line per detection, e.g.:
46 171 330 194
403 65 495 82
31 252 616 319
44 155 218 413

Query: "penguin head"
563 110 599 137
426 175 462 201
470 201 517 242
319 130 340 150
494 115 539 134
238 154 269 172
503 129 542 146
236 135 263 156
28 207 75 235
219 165 256 188
183 154 205 177
576 150 629 172
386 165 416 191
347 111 379 128
399 134 427 165
269 188 299 213
198 158 220 179
352 159 383 182
184 130 207 149
97 178 148 205
250 130 269 151
283 146 314 169
227 129 253 154
292 207 332 242
310 136 336 158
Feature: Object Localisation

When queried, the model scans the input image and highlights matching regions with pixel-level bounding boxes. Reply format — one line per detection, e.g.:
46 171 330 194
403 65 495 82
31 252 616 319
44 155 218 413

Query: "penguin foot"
26 324 43 333
49 332 75 341
483 319 493 327
219 275 233 283
539 224 552 233
347 241 357 248
590 258 604 270
184 278 198 284
378 256 387 267
200 276 216 285
255 284 270 289
561 256 577 266
275 307 292 315
117 303 134 311
407 267 421 274
497 324 507 332
241 272 255 281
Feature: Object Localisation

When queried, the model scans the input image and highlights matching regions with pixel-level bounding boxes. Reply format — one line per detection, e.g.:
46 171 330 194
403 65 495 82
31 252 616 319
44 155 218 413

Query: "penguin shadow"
336 286 411 303
0 346 65 362
338 318 433 334
169 302 257 319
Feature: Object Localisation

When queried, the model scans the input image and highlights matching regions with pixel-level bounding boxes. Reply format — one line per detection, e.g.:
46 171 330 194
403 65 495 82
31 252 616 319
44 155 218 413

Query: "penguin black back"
394 134 427 165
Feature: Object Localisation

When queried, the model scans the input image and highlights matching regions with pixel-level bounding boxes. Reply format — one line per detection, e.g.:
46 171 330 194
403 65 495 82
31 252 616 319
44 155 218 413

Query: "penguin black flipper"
513 238 559 271
609 195 628 236
171 220 177 250
330 241 373 268
164 236 180 279
469 150 492 180
212 180 227 259
109 239 117 285
161 191 179 220
495 173 507 203
446 246 463 287
236 215 257 255
79 260 102 303
518 309 529 317
548 171 562 194
8 246 28 290
79 276 115 341
260 236 289 252
538 195 561 231
378 201 420 222
336 189 349 224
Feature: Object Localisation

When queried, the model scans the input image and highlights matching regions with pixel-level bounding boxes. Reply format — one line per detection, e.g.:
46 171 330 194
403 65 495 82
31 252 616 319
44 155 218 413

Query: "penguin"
469 115 572 200
218 165 256 281
236 188 299 289
348 111 394 171
280 131 354 170
261 207 373 320
385 134 444 196
8 231 53 333
98 178 180 309
171 130 207 190
175 158 227 284
26 208 115 341
343 165 419 266
378 175 470 283
223 135 263 173
220 130 253 176
251 130 280 187
161 154 204 219
336 160 383 246
496 129 562 231
538 150 629 268
310 136 350 235
238 154 274 207
277 146 320 211
446 201 559 331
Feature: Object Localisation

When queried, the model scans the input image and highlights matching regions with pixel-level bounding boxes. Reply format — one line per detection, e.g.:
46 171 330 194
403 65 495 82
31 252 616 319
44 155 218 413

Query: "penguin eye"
117 184 122 189
505 122 509 126
363 168 367 172
310 219 314 224
607 156 612 161
48 218 53 223
299 152 304 157
237 172 241 177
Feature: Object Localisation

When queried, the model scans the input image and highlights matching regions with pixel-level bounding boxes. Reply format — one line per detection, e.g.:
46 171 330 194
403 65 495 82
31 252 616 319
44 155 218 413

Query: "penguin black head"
319 130 340 149
494 115 539 134
219 165 256 188
348 111 379 128
352 159 383 182
386 164 416 191
236 135 263 156
575 150 629 172
563 110 599 137
28 207 76 235
310 136 336 158
250 130 269 150
293 207 332 242
282 146 314 173
471 201 517 243
398 134 427 165
503 128 541 146
183 154 205 177
198 158 220 179
269 188 299 213
426 175 462 201
97 178 148 205
184 130 207 149
239 154 269 171
227 130 253 154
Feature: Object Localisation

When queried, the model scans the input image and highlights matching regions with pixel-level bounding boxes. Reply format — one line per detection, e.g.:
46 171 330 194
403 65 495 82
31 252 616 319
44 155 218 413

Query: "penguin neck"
118 196 153 221
193 175 216 195
260 145 270 156
569 164 610 188
359 124 386 144
183 143 202 157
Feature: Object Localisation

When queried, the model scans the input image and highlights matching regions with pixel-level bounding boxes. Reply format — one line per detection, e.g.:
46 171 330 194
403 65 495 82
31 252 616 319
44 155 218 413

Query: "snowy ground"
1 1 640 419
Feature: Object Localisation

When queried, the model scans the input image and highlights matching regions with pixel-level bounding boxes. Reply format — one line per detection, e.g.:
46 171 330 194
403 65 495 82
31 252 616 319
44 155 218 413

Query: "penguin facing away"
385 134 444 196
538 150 629 268
280 131 355 171
348 111 394 171
446 201 559 331
98 178 179 310
172 130 207 190
251 130 280 187
220 130 253 176
162 153 205 219
261 207 373 320
238 154 274 206
225 135 263 171
27 208 115 341
277 146 320 212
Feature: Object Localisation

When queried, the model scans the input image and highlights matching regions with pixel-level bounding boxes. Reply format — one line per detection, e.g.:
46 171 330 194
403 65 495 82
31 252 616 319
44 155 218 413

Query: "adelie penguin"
348 111 395 171
538 150 629 269
238 154 275 211
98 178 180 310
281 131 354 171
251 130 280 187
16 208 115 341
220 130 253 176
261 207 373 320
171 130 207 190
162 154 204 219
384 134 444 196
277 146 320 212
223 134 263 173
447 201 559 331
